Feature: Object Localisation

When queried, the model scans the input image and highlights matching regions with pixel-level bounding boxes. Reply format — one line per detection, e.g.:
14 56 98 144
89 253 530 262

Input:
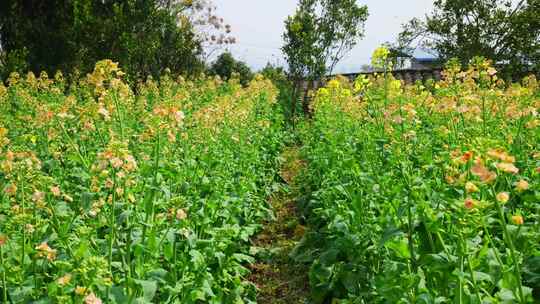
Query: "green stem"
172 229 178 283
112 92 125 141
59 123 89 170
20 178 25 287
92 118 107 147
459 254 464 304
1 245 7 303
461 233 482 303
481 94 487 137
108 171 118 276
436 231 451 258
398 96 405 138
494 197 525 303
125 211 132 296
402 164 417 272
383 64 389 108
514 115 525 157
406 199 416 271
141 132 161 262
482 221 504 267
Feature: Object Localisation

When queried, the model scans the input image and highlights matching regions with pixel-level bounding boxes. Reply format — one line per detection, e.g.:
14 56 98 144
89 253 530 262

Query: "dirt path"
249 147 310 304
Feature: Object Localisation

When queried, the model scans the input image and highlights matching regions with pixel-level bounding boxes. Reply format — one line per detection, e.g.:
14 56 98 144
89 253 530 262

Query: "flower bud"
511 215 524 225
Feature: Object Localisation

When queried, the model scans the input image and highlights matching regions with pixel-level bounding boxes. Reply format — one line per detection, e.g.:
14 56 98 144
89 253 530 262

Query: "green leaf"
379 225 404 247
81 192 94 210
111 286 129 303
232 253 255 264
134 279 157 302
190 249 206 269
386 239 411 259
523 256 540 286
497 288 517 302
473 271 493 283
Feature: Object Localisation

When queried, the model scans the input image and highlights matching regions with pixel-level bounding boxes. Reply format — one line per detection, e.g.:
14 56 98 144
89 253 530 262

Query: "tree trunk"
302 80 312 117
291 79 299 122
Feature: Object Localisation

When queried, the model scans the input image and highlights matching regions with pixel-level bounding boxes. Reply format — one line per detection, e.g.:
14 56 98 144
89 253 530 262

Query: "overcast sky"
212 0 434 73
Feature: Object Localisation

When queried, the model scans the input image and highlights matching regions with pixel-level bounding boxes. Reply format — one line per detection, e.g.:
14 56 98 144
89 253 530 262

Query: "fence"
301 68 443 92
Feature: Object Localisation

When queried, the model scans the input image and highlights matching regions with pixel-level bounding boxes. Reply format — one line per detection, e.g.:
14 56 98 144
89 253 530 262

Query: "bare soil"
248 147 310 304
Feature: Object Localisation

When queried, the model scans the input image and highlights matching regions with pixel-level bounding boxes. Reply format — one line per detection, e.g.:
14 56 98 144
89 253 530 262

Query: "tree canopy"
209 52 253 86
282 0 368 81
399 0 540 77
0 0 232 80
282 0 368 115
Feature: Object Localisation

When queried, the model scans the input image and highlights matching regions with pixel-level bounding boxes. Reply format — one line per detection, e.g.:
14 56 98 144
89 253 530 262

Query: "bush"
209 52 253 86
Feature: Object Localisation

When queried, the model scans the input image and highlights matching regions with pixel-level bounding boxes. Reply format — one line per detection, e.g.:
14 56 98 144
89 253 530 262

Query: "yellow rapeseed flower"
515 180 529 192
75 286 87 295
0 234 7 246
464 197 477 209
84 292 102 304
372 46 391 69
465 182 479 193
471 162 497 183
496 192 510 203
511 215 524 225
495 162 519 174
58 274 72 286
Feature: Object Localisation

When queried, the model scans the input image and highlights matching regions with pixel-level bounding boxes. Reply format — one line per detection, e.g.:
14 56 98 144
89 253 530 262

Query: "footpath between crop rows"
249 146 310 304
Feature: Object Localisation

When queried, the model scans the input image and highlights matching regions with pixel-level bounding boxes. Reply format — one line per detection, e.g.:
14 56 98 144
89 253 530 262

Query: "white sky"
212 0 434 73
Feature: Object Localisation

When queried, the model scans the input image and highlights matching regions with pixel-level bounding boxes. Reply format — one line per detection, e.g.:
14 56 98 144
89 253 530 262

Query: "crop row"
296 59 540 303
0 60 284 303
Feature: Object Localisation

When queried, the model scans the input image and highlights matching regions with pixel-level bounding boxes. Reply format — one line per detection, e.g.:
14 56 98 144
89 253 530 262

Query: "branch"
490 0 527 48
327 39 347 75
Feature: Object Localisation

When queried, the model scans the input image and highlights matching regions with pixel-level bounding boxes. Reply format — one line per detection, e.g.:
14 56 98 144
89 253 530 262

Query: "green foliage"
209 52 253 86
0 60 284 303
0 0 204 81
399 0 540 78
260 63 297 122
282 0 368 80
283 1 321 82
0 48 29 78
282 0 368 115
295 59 540 302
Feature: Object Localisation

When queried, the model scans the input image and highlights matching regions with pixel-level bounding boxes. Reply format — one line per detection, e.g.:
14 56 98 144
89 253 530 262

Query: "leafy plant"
295 50 540 303
0 60 284 303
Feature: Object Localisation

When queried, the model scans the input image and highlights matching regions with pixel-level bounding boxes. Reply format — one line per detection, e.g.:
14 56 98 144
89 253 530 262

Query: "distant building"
392 49 441 71
319 48 443 87
353 49 441 73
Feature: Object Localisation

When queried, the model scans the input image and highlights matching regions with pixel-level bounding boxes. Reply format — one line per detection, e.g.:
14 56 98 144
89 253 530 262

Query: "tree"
398 0 540 78
186 0 237 60
282 0 368 116
209 52 253 86
0 0 231 80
